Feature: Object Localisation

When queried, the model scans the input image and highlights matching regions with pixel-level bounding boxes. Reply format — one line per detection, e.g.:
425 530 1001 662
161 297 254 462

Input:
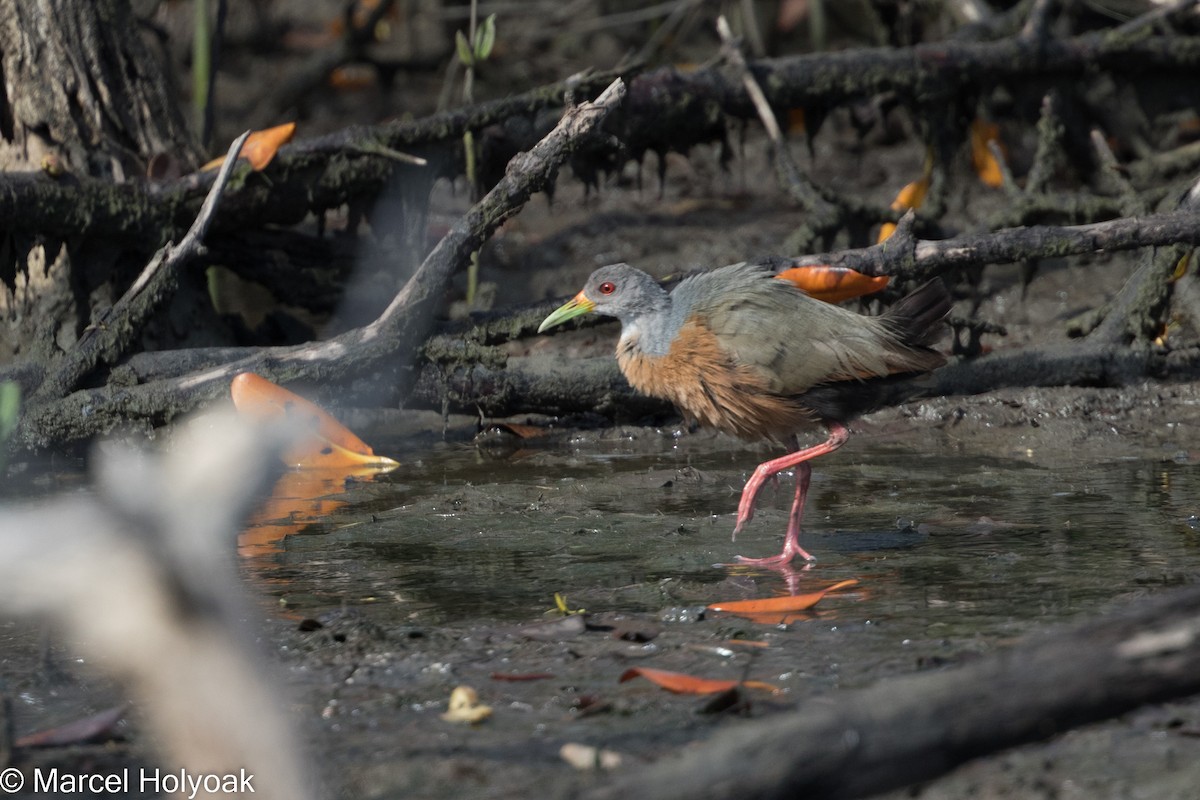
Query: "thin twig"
787 208 1200 279
28 131 251 406
715 15 839 233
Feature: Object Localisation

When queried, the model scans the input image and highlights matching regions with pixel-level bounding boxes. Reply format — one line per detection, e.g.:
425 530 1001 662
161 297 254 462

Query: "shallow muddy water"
3 417 1199 799
225 424 1200 799
241 426 1199 639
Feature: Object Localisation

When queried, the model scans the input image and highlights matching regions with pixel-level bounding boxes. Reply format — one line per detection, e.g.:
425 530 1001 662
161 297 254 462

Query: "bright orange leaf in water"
238 467 390 558
619 667 780 695
230 372 398 469
776 266 889 303
707 579 859 624
970 119 1006 188
202 123 296 172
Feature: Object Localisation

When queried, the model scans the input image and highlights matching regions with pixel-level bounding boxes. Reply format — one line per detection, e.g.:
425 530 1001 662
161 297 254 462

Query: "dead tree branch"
789 209 1200 280
405 208 1200 418
4 25 1199 248
11 79 629 450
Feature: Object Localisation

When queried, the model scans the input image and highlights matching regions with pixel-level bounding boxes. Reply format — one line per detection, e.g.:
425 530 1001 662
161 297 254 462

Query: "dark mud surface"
255 381 1200 800
5 378 1199 799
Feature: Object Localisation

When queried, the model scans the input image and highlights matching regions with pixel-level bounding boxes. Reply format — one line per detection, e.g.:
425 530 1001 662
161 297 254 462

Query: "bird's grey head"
579 263 669 324
537 263 671 335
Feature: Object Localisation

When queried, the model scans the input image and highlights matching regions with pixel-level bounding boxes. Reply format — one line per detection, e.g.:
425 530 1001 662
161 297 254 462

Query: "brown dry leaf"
15 704 127 747
489 672 555 682
240 122 296 170
1171 252 1190 282
441 686 492 724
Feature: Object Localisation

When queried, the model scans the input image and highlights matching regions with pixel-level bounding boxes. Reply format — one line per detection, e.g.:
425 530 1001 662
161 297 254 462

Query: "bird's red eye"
598 281 616 295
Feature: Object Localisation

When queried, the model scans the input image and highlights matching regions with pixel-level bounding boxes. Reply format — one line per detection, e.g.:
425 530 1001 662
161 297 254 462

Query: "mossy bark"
0 0 200 362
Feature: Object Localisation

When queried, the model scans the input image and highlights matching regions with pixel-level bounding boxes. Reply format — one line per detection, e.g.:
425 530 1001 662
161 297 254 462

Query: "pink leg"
731 422 850 564
736 462 814 565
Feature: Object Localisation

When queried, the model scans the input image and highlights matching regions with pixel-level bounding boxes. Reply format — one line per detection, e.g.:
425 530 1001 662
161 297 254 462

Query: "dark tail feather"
884 278 952 349
801 372 940 422
798 278 951 424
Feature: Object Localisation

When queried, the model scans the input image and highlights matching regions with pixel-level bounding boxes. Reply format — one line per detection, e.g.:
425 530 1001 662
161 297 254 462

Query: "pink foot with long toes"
735 461 815 564
729 423 849 563
734 540 815 566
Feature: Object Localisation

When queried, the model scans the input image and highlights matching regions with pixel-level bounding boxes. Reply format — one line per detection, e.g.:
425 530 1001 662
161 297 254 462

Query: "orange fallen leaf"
879 150 934 242
776 266 889 303
619 667 779 695
970 118 1006 188
202 122 296 172
878 178 930 242
230 372 398 469
708 579 858 617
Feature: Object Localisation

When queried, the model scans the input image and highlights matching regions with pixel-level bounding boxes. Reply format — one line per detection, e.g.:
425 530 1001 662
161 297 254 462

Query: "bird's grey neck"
618 296 680 357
